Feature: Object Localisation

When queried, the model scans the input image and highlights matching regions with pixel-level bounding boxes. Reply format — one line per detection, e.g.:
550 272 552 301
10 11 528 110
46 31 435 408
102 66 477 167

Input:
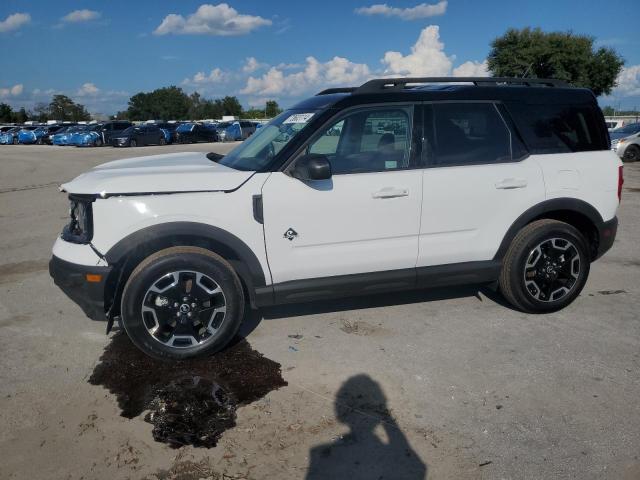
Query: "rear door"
417 101 545 269
262 104 423 286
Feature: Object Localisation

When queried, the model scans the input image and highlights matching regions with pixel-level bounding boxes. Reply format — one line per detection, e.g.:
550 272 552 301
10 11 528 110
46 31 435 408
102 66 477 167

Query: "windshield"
121 126 135 135
614 123 640 134
215 110 317 171
177 123 195 132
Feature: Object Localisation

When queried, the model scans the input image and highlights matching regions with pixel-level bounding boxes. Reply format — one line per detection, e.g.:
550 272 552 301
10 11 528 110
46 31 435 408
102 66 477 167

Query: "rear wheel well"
104 234 256 319
531 210 599 259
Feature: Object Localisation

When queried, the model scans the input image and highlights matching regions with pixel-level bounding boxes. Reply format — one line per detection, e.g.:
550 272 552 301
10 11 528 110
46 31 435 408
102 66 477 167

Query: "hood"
61 151 253 196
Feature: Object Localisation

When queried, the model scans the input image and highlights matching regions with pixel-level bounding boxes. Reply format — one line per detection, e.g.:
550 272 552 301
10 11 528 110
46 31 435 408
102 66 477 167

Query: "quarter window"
430 103 512 166
306 107 412 174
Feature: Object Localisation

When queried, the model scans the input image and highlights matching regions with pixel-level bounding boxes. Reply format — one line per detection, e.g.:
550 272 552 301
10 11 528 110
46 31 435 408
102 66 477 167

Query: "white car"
50 77 622 359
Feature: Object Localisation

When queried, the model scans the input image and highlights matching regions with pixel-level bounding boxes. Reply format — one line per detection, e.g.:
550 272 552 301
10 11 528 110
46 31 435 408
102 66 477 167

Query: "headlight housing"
61 195 94 244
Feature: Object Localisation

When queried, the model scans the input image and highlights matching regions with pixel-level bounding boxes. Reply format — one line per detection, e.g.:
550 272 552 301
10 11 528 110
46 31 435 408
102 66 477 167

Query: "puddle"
89 334 287 448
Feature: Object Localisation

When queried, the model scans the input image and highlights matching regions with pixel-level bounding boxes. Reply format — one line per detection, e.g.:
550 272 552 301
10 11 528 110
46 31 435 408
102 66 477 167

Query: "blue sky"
1 0 639 115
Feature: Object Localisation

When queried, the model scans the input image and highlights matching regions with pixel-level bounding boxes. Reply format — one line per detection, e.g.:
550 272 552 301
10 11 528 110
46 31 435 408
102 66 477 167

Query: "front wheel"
130 139 137 147
159 137 166 146
499 219 590 313
120 247 245 360
623 144 639 163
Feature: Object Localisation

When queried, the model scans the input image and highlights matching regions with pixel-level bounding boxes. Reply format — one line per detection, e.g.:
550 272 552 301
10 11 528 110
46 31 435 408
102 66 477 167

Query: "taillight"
618 165 624 202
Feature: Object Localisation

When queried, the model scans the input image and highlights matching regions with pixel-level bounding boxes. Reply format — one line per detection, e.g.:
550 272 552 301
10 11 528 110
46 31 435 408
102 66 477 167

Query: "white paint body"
56 148 621 285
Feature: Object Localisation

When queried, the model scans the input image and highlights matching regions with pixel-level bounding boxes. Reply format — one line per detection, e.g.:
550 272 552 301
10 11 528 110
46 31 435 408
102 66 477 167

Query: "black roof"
291 77 596 111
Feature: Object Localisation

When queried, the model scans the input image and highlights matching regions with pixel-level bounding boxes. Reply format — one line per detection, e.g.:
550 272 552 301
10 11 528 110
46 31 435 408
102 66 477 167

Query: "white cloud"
243 57 266 73
613 65 640 97
382 25 452 76
355 1 447 20
241 56 371 96
62 9 101 23
452 60 489 77
0 84 24 97
0 13 31 33
76 83 100 96
183 68 229 85
154 3 271 36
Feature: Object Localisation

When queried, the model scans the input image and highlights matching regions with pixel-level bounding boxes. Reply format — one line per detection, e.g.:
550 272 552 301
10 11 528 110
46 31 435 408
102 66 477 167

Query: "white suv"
50 77 622 359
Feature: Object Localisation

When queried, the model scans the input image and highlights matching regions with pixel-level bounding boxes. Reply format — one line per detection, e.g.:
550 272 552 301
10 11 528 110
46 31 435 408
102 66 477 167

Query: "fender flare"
103 222 267 311
493 197 604 261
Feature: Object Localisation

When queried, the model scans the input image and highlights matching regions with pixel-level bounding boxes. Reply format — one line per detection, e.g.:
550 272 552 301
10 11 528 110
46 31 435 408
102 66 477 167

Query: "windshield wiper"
206 152 224 162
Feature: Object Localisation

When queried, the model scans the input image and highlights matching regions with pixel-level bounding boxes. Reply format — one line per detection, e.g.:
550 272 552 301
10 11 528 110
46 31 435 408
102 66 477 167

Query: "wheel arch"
494 198 604 262
103 222 267 318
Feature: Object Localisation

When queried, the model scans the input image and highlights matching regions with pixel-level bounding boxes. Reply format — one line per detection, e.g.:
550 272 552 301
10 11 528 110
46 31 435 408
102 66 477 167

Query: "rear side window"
507 103 607 154
429 102 514 166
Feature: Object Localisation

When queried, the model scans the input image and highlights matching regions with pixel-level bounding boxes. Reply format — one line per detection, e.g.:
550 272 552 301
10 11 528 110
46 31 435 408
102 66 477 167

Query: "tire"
499 219 590 313
12 137 18 145
159 136 166 146
37 138 43 145
623 144 639 163
120 246 245 360
95 138 103 147
130 139 137 147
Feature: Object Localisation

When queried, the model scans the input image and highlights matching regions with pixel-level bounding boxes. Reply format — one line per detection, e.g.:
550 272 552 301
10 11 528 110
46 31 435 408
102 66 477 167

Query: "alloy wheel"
141 270 227 348
523 237 581 302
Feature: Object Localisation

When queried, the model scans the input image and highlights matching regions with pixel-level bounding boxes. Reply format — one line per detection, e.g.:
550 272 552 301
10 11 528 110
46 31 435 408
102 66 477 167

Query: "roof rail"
354 77 569 94
316 87 357 96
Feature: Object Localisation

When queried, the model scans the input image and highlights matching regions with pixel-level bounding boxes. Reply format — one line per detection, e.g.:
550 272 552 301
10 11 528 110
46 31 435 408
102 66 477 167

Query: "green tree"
48 95 90 121
220 96 242 117
13 107 29 123
0 103 13 122
265 100 281 118
127 86 191 120
487 28 624 96
33 102 50 122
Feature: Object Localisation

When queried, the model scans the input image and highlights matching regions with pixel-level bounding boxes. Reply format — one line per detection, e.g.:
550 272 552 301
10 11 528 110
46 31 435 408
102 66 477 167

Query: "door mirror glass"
292 154 332 181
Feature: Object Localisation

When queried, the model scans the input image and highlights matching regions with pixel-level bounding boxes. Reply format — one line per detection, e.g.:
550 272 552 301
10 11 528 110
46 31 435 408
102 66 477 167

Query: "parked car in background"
69 124 104 147
175 122 218 143
610 123 640 143
0 126 22 144
94 121 132 145
2 126 37 144
111 124 167 147
220 120 257 141
156 122 178 144
52 126 84 145
41 125 68 144
605 120 625 131
18 126 52 144
613 132 640 162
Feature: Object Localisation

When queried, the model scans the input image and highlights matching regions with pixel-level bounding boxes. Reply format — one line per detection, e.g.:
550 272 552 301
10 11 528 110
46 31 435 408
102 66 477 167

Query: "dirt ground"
0 143 639 480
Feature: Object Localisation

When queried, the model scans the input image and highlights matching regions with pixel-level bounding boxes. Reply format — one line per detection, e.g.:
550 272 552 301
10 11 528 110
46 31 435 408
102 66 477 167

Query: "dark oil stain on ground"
89 334 287 449
0 259 49 283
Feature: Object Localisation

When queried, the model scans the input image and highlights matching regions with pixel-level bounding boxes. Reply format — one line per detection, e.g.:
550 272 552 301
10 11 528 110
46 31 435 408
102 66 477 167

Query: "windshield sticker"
283 113 314 124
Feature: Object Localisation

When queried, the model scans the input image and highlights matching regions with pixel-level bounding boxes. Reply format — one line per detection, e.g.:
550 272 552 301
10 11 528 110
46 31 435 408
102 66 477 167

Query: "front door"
262 104 423 286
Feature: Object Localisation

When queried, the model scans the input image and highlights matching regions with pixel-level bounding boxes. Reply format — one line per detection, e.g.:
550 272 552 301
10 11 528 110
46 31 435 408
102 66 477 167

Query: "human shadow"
305 374 427 480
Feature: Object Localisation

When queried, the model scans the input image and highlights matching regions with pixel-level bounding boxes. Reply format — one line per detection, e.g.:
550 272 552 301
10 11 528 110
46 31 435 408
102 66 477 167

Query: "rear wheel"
159 136 167 146
623 144 639 163
94 137 103 147
130 138 137 147
499 219 590 313
12 137 18 145
121 247 245 360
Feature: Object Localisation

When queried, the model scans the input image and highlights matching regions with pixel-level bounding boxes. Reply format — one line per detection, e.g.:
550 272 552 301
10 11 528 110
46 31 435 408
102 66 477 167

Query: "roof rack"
316 87 357 96
354 77 569 94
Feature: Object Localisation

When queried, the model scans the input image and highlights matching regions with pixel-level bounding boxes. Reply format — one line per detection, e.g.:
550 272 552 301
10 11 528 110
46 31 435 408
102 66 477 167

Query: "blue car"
18 126 51 145
52 126 83 145
0 126 22 144
70 124 104 147
609 123 640 142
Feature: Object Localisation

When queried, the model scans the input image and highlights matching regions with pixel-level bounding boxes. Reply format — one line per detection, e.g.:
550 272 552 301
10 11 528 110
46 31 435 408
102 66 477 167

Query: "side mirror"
292 154 332 181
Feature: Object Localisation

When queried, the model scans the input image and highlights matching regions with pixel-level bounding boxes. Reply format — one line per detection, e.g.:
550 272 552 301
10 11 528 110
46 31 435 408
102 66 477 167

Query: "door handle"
372 187 409 199
495 178 527 189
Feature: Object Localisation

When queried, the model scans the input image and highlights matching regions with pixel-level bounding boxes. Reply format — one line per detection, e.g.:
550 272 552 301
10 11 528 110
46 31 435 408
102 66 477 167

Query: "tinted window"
430 103 512 166
306 106 412 174
507 103 607 153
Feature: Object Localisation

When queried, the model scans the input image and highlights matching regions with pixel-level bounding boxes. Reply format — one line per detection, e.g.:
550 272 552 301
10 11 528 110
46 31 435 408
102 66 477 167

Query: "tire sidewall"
508 223 590 313
623 145 639 163
121 251 244 360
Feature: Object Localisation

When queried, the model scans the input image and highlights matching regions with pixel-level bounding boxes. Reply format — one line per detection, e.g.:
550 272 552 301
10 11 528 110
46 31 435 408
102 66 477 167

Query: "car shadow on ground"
239 283 515 338
304 373 428 479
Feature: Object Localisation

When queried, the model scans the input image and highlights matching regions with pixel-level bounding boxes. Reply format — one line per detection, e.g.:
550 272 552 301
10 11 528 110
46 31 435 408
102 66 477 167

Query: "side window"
306 107 412 174
431 103 512 166
507 103 607 154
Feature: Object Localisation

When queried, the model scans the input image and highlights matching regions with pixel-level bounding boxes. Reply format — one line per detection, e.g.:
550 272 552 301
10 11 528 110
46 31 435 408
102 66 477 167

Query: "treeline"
115 86 281 121
0 95 91 123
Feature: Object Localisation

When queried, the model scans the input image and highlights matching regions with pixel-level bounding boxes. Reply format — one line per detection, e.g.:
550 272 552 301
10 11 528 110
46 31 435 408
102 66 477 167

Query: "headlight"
61 195 94 244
